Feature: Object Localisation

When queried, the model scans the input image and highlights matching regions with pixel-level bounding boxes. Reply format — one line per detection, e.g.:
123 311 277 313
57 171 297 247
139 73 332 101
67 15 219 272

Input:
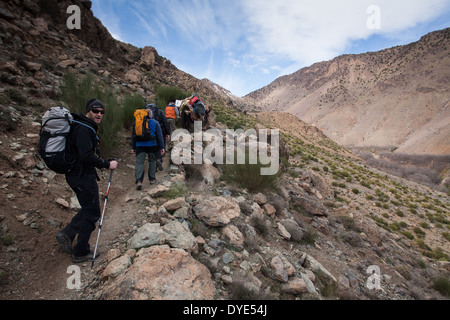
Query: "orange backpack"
133 109 155 141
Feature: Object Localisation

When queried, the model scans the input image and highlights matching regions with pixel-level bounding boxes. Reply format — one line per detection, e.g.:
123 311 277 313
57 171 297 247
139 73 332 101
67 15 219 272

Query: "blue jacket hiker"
131 109 165 190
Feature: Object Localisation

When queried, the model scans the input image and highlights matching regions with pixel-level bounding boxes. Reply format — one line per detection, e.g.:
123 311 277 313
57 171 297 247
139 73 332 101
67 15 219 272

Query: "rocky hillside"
245 28 450 155
0 0 243 117
1 102 449 301
0 0 449 302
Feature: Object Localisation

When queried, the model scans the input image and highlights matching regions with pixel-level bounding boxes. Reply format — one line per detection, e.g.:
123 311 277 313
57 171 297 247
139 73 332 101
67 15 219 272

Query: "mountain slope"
0 1 449 302
245 28 450 155
0 0 242 113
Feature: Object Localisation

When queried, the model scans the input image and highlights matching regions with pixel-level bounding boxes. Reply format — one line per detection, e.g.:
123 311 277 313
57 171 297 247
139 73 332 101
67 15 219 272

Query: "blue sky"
91 0 450 97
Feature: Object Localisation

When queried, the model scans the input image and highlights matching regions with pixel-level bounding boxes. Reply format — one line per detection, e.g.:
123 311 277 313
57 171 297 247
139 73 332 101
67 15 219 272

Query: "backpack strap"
71 120 99 140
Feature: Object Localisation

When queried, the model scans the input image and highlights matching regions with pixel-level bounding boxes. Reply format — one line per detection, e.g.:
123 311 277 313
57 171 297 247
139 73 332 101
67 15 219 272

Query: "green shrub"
401 231 414 240
0 270 8 286
433 275 450 297
121 93 145 129
395 210 404 217
314 270 338 298
339 216 357 231
251 216 268 236
229 278 272 300
0 235 13 246
221 159 280 193
4 87 27 103
164 182 188 199
419 222 430 229
61 72 123 156
443 232 450 242
416 259 426 269
287 170 299 178
301 227 318 246
155 85 191 109
413 227 426 238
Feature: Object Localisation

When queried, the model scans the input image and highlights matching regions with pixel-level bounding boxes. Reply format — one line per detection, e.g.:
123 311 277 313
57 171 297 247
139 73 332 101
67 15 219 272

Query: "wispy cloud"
91 0 450 96
242 0 450 67
91 0 126 42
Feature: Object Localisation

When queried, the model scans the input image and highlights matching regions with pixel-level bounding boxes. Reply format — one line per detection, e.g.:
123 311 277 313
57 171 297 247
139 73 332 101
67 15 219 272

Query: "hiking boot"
150 179 157 185
137 181 142 190
56 232 72 254
156 159 163 171
72 250 100 263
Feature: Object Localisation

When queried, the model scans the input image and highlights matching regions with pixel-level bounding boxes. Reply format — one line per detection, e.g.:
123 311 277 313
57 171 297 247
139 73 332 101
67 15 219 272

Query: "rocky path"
65 149 174 300
0 133 170 300
1 125 449 301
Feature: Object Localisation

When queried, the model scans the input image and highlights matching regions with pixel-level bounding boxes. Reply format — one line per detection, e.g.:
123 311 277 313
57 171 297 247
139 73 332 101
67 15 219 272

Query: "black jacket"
150 105 170 136
67 113 110 177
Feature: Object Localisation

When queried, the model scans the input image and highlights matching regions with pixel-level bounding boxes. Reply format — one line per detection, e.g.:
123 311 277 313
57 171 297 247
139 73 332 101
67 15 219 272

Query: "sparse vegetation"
0 235 13 246
121 93 145 129
229 277 272 300
354 149 449 192
154 85 191 110
432 275 450 297
164 182 188 199
61 72 124 155
251 216 269 236
0 270 8 286
221 159 280 193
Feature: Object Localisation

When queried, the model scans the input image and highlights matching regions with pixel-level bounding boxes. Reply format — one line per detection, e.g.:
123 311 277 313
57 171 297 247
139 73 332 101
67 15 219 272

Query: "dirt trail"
0 137 171 300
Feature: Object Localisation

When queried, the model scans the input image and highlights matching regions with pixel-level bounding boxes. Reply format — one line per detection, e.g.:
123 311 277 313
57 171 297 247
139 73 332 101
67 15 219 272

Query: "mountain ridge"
244 28 450 155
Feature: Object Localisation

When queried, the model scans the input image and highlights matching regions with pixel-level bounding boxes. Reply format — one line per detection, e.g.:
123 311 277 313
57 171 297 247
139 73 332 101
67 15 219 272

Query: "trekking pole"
91 169 114 270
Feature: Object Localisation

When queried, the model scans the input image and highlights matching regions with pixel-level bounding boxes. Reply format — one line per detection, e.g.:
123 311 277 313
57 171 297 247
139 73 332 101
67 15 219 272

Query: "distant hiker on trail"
179 94 207 131
131 108 165 190
56 99 118 263
165 99 179 136
165 99 179 152
147 103 170 171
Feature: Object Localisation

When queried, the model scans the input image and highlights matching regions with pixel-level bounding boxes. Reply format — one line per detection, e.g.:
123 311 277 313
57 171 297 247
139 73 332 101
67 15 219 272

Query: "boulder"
281 278 307 294
101 245 215 300
162 220 197 251
221 224 244 246
163 197 188 212
280 219 304 242
100 255 132 281
127 223 165 249
301 170 334 200
124 68 142 84
193 196 240 227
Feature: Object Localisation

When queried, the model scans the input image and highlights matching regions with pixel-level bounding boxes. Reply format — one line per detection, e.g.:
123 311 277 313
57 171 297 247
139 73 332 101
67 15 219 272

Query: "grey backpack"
38 107 95 174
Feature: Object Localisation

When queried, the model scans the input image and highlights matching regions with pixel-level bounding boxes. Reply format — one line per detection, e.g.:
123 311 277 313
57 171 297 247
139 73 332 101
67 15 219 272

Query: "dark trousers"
62 174 100 256
135 147 158 182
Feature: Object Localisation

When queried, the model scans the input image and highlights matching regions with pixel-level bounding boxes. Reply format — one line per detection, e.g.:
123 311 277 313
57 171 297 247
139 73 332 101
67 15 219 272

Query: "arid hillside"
0 0 243 115
245 28 450 156
0 0 448 302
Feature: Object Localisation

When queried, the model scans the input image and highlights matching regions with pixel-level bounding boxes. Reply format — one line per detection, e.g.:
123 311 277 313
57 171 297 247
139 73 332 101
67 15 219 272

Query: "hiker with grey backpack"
40 99 118 263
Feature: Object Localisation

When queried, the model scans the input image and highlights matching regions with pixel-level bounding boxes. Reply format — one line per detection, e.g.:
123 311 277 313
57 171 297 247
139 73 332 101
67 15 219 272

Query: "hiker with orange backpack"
165 99 179 136
131 107 165 190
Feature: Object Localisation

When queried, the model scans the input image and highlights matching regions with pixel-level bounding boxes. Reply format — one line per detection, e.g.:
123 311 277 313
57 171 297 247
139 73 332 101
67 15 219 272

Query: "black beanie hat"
86 99 105 113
